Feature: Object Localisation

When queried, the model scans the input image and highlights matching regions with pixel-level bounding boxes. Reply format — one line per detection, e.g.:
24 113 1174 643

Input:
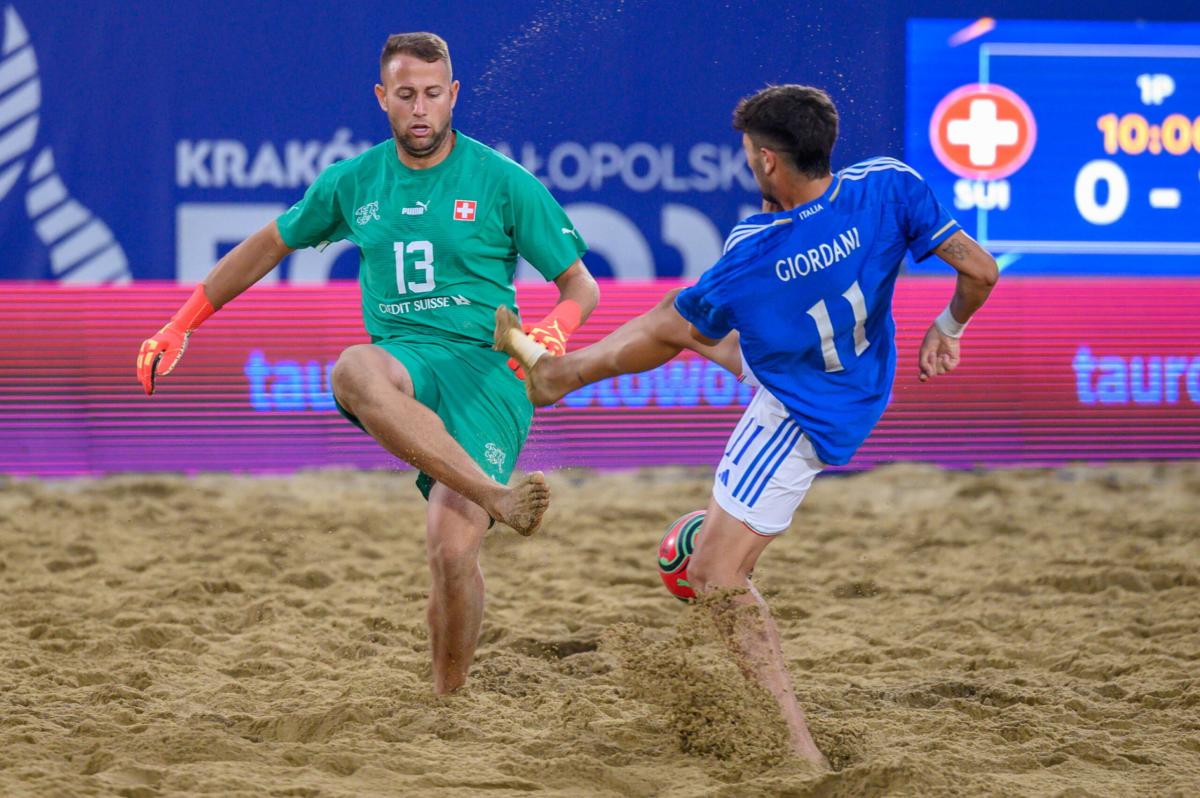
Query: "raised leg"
331 343 549 535
496 288 742 407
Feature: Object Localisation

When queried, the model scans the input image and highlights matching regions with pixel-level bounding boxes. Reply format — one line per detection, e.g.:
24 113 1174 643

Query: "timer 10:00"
1097 113 1200 156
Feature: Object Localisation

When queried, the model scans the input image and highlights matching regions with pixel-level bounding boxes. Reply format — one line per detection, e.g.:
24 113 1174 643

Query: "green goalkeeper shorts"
334 337 534 500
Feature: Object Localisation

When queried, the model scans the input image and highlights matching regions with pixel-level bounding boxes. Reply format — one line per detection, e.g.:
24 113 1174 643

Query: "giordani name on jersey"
775 227 861 282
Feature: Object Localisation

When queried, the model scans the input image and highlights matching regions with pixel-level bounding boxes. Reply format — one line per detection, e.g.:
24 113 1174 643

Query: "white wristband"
934 305 967 338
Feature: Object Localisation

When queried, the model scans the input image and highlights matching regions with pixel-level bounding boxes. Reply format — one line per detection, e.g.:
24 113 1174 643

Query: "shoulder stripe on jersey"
842 158 918 174
829 175 845 203
727 218 773 234
727 221 770 238
841 158 920 177
841 156 910 174
723 223 772 254
724 219 772 253
722 218 792 255
839 162 922 182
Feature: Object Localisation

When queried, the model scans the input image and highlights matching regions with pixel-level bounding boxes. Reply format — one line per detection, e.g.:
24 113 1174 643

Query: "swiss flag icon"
453 199 477 222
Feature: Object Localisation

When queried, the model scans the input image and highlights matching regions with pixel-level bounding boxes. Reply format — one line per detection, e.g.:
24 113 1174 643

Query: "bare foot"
493 307 560 407
490 471 550 536
793 740 831 770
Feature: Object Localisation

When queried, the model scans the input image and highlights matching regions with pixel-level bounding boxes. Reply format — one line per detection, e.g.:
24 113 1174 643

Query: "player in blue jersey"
497 85 998 766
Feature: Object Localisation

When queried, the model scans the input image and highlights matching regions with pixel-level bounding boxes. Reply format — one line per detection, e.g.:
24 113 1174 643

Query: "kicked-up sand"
0 462 1198 797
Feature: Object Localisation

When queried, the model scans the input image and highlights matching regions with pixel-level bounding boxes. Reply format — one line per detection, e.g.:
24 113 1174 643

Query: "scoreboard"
907 19 1200 274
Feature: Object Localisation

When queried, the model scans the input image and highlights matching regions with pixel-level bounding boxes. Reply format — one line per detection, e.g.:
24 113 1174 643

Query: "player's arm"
918 230 999 383
512 261 599 376
136 221 293 395
682 196 773 349
550 260 599 329
205 221 294 307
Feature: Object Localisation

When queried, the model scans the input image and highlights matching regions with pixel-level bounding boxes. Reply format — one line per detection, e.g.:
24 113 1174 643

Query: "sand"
1 462 1198 797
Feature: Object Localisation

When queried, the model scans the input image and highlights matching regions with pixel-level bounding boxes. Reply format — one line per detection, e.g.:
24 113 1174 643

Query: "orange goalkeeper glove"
507 299 582 379
137 285 216 396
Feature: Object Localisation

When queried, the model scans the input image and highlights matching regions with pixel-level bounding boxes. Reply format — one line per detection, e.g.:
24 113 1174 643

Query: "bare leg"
425 482 489 693
331 344 549 535
687 496 829 768
496 288 742 407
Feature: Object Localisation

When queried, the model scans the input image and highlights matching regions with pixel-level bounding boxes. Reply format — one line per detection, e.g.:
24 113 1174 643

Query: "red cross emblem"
929 84 1037 181
453 200 477 221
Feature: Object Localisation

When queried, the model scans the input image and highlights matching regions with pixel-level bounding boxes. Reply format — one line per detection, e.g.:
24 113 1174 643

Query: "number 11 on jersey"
805 280 870 372
394 240 436 295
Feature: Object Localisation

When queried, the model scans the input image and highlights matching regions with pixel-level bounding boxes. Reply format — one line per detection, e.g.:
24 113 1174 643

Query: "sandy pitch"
1 463 1198 797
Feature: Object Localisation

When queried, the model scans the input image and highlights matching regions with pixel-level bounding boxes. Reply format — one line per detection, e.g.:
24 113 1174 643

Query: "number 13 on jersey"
394 240 436 295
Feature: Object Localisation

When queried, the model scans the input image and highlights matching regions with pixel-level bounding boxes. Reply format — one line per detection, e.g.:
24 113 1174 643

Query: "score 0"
1137 74 1175 106
1075 160 1128 225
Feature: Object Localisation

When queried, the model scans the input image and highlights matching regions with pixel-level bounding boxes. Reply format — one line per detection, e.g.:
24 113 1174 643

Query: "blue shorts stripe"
733 419 797 501
737 421 799 504
745 424 804 507
732 424 764 465
724 416 755 458
730 419 793 500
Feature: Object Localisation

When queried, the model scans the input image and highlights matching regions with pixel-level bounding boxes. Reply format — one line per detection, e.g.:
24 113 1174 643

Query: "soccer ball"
657 510 705 601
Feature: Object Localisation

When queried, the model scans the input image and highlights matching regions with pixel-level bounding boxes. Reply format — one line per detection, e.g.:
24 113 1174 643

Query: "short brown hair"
733 85 838 178
380 32 452 79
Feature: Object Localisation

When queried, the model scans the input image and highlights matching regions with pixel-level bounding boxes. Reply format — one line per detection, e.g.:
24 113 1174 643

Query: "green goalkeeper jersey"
276 131 586 346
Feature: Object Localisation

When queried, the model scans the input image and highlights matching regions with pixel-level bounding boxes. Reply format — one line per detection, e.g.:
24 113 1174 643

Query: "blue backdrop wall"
0 0 1187 283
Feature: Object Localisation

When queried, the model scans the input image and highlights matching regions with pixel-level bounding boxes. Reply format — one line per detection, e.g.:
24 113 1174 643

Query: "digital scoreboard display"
907 19 1200 274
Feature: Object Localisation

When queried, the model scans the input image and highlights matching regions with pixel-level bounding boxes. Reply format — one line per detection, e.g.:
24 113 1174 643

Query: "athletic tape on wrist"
934 305 967 338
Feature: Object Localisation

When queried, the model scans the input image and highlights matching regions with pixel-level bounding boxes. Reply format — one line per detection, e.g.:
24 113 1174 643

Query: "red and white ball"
657 510 705 601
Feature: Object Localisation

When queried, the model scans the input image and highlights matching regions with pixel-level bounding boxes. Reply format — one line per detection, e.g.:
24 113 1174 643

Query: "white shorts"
713 387 825 535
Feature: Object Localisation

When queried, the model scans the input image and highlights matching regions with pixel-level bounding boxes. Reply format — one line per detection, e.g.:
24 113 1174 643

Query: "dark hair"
732 85 838 178
380 32 452 79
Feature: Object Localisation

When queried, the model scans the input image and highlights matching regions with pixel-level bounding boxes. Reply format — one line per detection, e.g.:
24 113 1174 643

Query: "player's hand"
506 300 582 380
136 284 216 396
137 322 191 396
917 323 960 382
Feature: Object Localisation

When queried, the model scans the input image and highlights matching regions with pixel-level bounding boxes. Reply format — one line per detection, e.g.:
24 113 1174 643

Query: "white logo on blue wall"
1 6 130 283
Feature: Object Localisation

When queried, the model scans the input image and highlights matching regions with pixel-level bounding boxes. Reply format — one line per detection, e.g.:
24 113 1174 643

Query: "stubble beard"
395 118 452 160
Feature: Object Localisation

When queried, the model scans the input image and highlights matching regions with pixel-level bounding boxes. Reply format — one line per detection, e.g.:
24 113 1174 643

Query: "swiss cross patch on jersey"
453 200 477 222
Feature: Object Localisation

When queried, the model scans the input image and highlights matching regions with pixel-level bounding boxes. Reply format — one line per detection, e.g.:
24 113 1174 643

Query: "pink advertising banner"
1 280 1198 477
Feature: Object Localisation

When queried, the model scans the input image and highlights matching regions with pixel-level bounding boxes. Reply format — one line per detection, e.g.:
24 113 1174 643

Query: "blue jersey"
675 157 960 466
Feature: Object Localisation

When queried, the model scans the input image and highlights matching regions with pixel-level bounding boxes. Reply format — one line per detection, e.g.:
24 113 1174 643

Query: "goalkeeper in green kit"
136 32 599 693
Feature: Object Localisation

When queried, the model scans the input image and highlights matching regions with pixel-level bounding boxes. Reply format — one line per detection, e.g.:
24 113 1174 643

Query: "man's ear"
760 147 777 176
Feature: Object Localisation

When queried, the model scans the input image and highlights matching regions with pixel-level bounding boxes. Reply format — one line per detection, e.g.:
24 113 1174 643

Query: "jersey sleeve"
276 167 351 250
674 262 736 340
507 169 587 281
896 168 960 262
